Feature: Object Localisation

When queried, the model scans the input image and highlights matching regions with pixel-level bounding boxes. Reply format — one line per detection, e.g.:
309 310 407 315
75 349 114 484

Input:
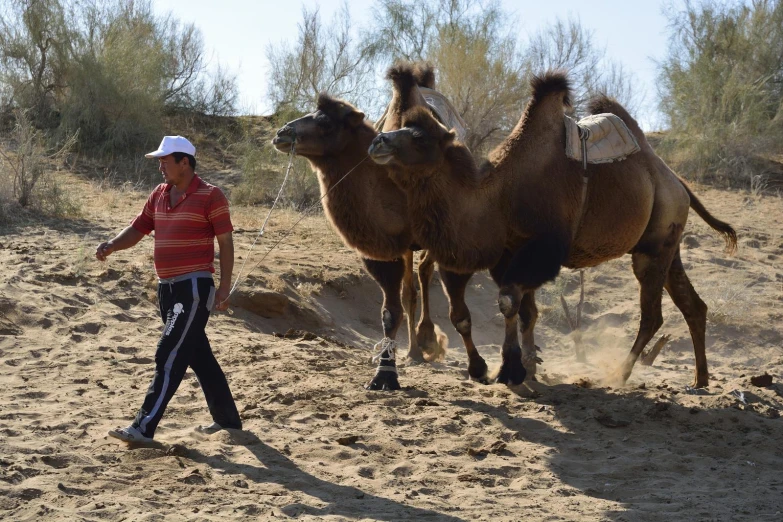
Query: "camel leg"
415 250 447 361
490 250 525 384
495 238 568 385
439 268 489 383
616 247 675 384
362 257 405 391
401 250 424 363
664 248 709 388
518 290 541 379
495 283 526 385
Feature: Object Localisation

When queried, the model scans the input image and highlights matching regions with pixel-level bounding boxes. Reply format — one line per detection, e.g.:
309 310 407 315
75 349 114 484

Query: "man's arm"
214 231 234 311
95 226 146 261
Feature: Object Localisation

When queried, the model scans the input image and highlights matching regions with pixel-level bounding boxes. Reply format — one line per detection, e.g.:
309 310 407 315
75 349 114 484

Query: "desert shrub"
230 118 319 210
0 108 79 222
0 0 238 159
658 0 783 187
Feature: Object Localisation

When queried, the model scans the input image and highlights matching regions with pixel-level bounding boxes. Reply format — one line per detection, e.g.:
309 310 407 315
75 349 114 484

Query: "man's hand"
95 227 145 262
95 241 114 261
214 285 231 311
215 231 234 312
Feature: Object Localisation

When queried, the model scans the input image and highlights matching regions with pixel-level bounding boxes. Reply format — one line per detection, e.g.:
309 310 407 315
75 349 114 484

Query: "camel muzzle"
271 126 296 151
368 134 395 164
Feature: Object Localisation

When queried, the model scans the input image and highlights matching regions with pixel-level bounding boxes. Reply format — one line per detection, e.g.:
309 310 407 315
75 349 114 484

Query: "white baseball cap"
145 135 196 158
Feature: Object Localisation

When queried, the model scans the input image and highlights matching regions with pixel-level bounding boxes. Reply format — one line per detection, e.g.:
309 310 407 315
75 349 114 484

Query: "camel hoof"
495 351 527 385
468 357 489 384
691 377 709 389
404 351 426 365
417 325 448 362
365 371 401 391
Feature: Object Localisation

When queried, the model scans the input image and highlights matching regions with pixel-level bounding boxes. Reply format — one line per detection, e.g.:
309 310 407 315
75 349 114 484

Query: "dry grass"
536 270 585 330
701 278 759 327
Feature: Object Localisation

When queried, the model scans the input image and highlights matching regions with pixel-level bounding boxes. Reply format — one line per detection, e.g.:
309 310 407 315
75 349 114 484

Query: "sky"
151 0 674 130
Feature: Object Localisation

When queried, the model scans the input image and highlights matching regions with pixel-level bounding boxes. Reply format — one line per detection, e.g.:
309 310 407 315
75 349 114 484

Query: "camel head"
368 106 457 179
272 94 366 157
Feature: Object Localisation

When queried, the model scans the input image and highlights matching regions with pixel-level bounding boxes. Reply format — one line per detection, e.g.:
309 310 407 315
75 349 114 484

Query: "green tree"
659 0 783 185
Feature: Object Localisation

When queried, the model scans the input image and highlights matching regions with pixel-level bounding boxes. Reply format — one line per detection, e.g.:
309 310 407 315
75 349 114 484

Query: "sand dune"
1 176 781 521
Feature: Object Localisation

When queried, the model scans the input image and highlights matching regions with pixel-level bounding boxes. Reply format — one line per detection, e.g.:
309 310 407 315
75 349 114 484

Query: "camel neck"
402 159 507 272
303 125 412 260
488 95 564 172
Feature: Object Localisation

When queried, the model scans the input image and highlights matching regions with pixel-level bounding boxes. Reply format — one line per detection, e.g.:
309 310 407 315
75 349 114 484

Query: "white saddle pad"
565 113 640 165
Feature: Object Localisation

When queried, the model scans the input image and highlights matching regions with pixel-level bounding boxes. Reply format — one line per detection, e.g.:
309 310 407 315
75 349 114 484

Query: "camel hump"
530 70 572 108
413 62 435 89
587 95 650 150
386 61 436 90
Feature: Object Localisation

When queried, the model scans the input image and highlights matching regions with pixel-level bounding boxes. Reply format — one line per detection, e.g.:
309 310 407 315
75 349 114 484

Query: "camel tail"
588 95 738 254
530 70 572 108
679 178 738 254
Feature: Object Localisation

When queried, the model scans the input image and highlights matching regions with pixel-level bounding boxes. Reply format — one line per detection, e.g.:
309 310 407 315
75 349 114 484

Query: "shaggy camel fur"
381 63 538 384
369 71 737 389
272 86 447 391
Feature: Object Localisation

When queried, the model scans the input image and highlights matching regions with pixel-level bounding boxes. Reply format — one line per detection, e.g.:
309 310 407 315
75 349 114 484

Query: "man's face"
158 154 189 185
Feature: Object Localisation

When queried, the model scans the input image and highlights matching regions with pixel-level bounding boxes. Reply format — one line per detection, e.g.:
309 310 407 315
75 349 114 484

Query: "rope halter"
371 337 397 373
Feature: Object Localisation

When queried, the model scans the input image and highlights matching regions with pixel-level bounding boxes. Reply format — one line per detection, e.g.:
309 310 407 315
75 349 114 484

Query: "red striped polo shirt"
130 175 233 279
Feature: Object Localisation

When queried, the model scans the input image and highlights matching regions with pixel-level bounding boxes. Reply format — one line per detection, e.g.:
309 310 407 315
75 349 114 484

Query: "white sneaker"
195 422 224 434
108 425 153 443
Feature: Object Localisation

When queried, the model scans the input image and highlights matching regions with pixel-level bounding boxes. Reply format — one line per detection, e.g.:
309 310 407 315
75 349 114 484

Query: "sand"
1 174 782 521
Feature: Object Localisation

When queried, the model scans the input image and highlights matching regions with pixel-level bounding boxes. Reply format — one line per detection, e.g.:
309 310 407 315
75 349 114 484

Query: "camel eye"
315 113 332 127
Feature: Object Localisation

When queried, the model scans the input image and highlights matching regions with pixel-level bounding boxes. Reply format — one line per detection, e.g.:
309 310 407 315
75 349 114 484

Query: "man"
96 135 242 443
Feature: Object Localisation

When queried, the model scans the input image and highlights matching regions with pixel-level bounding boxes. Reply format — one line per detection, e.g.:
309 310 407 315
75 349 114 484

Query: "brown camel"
368 70 737 389
380 63 519 385
271 68 448 391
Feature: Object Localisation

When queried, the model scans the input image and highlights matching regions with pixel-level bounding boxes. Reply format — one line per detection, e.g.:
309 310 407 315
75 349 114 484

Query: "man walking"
96 135 242 443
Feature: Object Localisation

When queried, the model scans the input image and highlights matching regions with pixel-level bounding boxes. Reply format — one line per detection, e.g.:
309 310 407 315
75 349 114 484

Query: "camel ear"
346 110 366 128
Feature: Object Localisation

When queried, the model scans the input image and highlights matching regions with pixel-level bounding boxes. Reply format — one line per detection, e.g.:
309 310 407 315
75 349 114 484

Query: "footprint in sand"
682 234 700 249
709 257 741 268
60 306 84 319
124 356 154 365
3 488 43 501
57 483 90 496
40 455 74 469
17 391 49 400
110 312 136 322
0 317 23 336
70 322 104 335
109 297 141 310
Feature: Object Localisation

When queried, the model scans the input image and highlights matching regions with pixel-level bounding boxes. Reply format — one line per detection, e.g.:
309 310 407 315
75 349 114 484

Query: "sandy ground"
1 173 782 521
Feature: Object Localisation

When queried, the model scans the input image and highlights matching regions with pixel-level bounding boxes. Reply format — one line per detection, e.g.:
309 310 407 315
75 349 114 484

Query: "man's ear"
346 110 366 128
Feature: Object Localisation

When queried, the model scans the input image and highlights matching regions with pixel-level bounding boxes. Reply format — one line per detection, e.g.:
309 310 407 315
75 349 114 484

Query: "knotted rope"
371 337 398 373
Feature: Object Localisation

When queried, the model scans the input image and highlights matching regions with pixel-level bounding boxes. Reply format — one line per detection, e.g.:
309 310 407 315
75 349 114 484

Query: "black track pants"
132 275 241 437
